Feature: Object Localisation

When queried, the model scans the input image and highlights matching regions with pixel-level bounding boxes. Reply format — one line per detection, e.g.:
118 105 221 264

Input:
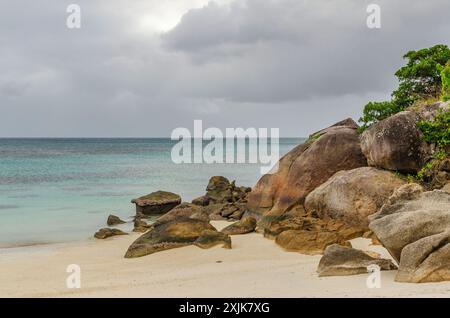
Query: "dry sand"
1 221 449 298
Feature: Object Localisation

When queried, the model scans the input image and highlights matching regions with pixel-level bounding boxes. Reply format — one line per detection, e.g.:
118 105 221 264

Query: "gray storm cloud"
0 0 449 137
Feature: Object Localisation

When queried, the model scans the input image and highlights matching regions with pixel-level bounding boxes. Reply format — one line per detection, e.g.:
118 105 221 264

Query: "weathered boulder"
274 219 365 255
246 119 367 227
361 111 431 173
194 230 232 249
221 217 257 235
153 203 208 226
276 230 352 255
131 191 181 216
317 244 397 277
396 231 450 283
205 176 233 203
107 214 126 226
305 167 406 228
124 218 216 258
369 184 450 282
94 228 128 239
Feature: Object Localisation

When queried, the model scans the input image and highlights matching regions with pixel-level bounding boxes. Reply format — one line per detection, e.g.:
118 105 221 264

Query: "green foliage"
307 132 323 143
358 101 404 131
394 44 450 106
359 44 450 130
438 61 450 101
417 109 450 148
417 161 436 182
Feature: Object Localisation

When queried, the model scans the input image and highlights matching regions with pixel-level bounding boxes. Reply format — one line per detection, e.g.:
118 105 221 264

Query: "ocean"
0 138 303 248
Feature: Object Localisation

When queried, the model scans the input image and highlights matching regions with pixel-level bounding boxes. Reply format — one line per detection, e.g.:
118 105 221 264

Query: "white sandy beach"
0 221 449 298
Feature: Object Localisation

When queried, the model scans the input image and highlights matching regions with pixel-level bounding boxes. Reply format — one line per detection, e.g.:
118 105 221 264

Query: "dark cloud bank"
0 0 449 137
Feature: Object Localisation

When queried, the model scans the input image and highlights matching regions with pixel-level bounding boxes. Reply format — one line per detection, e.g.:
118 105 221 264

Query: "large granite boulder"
94 228 128 239
361 111 431 173
246 119 367 227
317 244 397 277
369 184 450 282
270 209 365 255
124 218 216 258
275 224 364 255
131 191 181 216
304 167 406 228
396 231 450 283
221 217 257 235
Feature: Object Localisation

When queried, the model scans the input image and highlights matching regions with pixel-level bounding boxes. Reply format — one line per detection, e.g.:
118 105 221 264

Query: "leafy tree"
358 101 403 131
394 44 450 106
359 44 450 130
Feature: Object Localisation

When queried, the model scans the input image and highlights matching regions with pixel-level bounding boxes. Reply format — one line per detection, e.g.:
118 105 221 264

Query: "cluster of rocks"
91 176 254 257
125 213 256 258
192 176 251 221
245 101 450 283
94 214 128 239
369 184 450 283
95 101 450 284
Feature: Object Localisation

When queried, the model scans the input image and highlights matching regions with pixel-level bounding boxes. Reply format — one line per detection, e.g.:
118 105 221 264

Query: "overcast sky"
0 0 449 137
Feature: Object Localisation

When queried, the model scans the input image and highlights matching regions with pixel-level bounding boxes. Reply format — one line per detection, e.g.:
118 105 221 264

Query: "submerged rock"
221 217 257 235
246 119 367 227
361 111 431 173
369 184 450 283
107 214 126 226
131 191 181 216
124 218 216 258
317 244 397 277
305 167 406 228
94 228 128 239
194 230 232 249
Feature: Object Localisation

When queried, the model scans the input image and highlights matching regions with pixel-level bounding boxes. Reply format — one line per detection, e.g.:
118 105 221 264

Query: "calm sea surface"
0 138 302 248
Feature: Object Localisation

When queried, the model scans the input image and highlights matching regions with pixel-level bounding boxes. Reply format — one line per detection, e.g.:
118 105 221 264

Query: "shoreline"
1 221 450 298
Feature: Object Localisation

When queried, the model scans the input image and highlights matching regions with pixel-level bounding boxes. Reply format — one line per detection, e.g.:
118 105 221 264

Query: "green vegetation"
358 101 403 131
418 109 450 148
416 110 450 182
307 132 324 144
438 62 450 101
359 44 450 130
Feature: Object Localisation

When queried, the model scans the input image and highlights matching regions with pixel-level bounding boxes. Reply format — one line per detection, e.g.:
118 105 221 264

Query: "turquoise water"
0 138 302 248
